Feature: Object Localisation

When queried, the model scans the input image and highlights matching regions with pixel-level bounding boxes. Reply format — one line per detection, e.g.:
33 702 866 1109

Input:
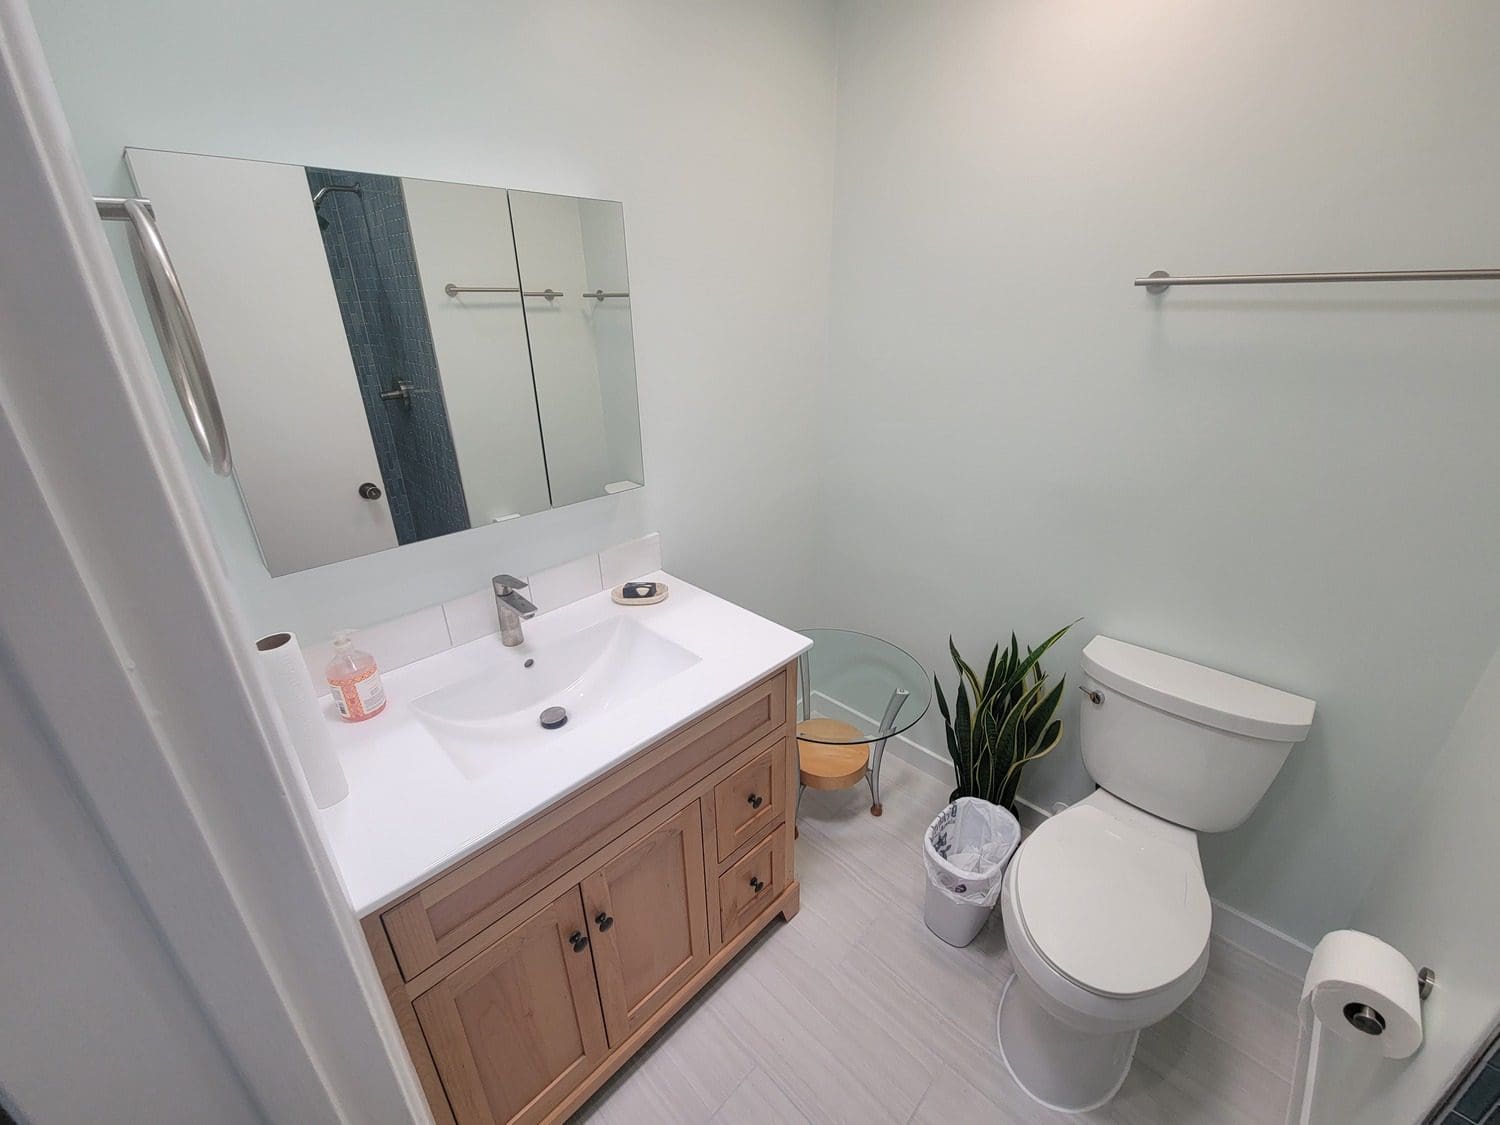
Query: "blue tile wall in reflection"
307 168 469 545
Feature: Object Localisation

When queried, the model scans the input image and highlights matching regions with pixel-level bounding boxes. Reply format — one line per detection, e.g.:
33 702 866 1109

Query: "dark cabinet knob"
358 482 382 500
569 931 589 952
595 912 614 932
747 793 764 809
749 876 765 894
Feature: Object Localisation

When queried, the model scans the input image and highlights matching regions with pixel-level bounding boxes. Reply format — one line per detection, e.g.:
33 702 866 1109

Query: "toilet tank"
1078 637 1315 833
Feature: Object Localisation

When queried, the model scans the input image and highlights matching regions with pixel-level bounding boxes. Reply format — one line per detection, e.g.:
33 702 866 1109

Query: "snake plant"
934 623 1075 811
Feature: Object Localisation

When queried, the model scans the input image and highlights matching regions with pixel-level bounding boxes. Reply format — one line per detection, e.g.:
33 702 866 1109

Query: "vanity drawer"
383 667 788 979
712 739 785 861
717 829 783 945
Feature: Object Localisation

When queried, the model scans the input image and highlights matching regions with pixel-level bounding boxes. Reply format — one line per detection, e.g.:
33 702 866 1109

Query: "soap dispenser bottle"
325 630 387 722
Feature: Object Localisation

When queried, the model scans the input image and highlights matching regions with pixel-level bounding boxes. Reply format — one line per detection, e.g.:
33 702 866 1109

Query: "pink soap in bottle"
325 630 386 722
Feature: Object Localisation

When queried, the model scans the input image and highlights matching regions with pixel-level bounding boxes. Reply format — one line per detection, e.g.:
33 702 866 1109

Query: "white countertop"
313 573 810 916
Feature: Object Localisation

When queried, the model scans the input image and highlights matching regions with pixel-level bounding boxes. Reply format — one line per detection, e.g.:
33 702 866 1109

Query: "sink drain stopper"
539 706 568 730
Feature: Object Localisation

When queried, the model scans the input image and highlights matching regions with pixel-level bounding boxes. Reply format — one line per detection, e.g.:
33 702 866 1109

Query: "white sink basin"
410 616 700 778
313 573 814 915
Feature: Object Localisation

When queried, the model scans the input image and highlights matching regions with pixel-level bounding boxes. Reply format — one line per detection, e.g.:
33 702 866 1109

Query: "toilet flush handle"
1078 685 1103 706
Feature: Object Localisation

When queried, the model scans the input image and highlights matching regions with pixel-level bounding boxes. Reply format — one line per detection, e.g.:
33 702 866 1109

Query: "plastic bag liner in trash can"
923 798 1021 946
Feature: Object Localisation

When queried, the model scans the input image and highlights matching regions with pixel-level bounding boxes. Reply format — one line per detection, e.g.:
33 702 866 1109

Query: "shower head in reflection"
311 182 362 230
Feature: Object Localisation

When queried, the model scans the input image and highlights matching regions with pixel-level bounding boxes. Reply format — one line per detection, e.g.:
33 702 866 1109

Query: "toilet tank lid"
1081 637 1315 742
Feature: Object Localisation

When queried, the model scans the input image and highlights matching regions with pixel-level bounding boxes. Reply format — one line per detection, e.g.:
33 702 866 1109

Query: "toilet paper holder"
1344 967 1435 1037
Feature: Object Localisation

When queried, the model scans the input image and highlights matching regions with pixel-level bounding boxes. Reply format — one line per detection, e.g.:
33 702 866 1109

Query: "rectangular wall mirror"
125 148 644 576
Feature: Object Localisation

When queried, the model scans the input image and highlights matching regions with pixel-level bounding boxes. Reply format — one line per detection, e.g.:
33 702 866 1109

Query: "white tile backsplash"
301 604 450 694
295 533 659 689
599 532 663 588
528 554 604 614
442 586 505 648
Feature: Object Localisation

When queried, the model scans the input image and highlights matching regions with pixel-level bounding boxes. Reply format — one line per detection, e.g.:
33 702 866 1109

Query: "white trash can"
922 797 1021 947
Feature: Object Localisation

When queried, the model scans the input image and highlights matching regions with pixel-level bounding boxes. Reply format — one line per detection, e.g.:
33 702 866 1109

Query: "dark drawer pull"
595 912 614 932
749 876 765 894
569 931 589 952
747 793 764 809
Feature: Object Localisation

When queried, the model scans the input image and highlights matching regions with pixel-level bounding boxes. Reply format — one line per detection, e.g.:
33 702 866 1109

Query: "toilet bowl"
997 790 1211 1112
995 636 1315 1113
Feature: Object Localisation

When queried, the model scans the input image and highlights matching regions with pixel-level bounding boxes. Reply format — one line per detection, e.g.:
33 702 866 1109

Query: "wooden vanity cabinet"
364 663 800 1125
412 888 608 1125
582 802 710 1045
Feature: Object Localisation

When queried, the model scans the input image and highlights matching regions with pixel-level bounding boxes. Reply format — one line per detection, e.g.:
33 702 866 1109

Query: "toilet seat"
1012 804 1211 999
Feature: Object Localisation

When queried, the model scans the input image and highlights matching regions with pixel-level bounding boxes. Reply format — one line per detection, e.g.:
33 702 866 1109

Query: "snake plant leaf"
954 680 973 790
990 681 1038 799
950 636 983 701
979 704 1003 803
935 622 1076 811
1004 717 1063 783
1006 621 1075 696
1005 707 1029 807
935 678 959 789
1000 718 1064 808
1024 675 1066 746
944 722 964 794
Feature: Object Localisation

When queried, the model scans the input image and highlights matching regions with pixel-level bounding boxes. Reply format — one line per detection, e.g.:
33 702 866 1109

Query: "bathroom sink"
410 616 700 778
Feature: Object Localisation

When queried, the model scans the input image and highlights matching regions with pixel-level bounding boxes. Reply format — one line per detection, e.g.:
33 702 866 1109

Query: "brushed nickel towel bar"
444 283 519 297
96 196 231 475
1138 268 1500 294
444 284 564 300
582 289 630 301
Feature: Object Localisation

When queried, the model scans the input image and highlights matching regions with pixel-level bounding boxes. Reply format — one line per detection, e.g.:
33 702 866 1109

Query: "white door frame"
0 1 429 1120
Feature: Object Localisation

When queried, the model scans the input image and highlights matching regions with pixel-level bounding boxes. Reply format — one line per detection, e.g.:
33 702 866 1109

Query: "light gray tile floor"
575 755 1299 1124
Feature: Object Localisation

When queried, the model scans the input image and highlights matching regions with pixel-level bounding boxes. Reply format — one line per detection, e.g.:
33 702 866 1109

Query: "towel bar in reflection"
444 284 563 300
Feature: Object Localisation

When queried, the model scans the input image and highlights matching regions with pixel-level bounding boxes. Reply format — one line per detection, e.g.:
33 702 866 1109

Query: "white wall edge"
812 689 1314 980
0 4 430 1118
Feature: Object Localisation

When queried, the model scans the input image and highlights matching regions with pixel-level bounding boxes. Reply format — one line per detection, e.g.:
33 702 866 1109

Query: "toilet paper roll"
1285 929 1423 1125
256 631 348 809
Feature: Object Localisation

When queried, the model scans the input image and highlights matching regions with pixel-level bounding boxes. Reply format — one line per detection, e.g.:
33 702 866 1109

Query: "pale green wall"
30 0 837 640
1307 641 1500 1120
33 0 1500 949
822 0 1500 944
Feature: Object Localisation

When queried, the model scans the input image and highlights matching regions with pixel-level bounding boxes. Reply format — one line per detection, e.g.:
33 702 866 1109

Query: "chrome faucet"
492 574 537 647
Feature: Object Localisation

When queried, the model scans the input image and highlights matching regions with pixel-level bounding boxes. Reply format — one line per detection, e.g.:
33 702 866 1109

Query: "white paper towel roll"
1285 929 1423 1124
256 631 348 809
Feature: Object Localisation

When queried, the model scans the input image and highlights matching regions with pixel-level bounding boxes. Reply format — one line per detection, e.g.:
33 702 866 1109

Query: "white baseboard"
809 690 1313 979
1208 900 1312 978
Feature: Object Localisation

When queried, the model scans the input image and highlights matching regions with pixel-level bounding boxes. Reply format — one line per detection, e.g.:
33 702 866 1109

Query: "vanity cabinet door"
413 887 608 1125
581 802 710 1046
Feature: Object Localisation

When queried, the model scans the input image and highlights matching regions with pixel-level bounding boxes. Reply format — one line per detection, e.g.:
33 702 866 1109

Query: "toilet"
996 636 1315 1113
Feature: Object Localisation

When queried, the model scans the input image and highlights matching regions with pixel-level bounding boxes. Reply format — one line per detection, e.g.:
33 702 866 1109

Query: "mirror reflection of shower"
311 181 361 231
306 167 469 546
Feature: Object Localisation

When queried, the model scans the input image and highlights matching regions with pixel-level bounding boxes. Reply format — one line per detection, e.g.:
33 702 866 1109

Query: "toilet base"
996 973 1137 1114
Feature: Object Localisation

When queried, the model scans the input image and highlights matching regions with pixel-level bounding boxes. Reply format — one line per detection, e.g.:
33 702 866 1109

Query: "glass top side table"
795 629 931 816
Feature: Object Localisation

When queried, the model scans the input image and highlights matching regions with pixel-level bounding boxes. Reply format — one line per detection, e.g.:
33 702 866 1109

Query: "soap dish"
612 580 669 606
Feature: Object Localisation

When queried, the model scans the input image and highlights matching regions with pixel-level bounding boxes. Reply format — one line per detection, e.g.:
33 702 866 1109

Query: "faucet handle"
492 574 528 595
